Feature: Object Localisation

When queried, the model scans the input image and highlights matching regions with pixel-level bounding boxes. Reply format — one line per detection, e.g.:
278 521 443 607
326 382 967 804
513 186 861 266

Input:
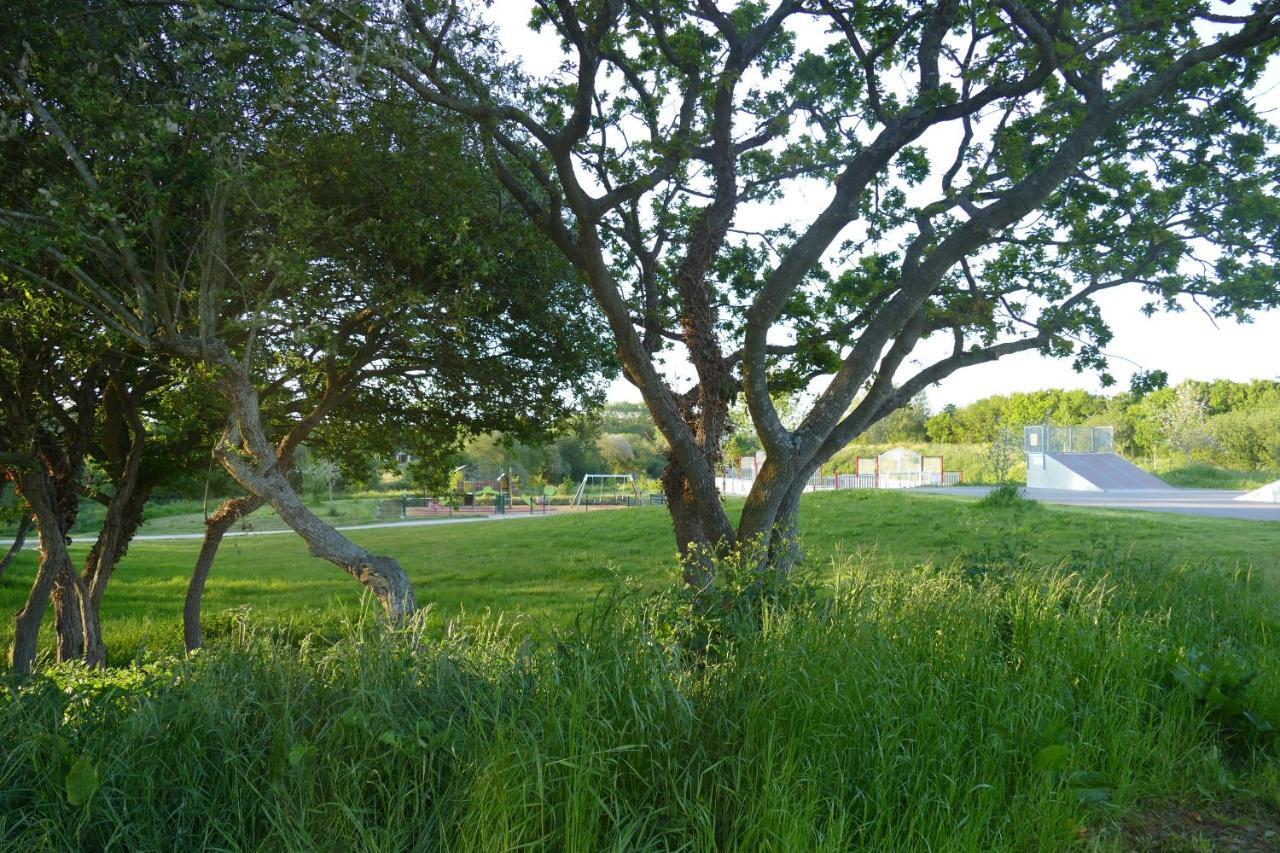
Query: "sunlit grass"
3 491 1279 664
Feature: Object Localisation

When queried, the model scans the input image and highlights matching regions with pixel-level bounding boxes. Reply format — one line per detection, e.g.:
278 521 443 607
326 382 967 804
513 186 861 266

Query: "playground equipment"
1024 426 1170 491
570 473 642 509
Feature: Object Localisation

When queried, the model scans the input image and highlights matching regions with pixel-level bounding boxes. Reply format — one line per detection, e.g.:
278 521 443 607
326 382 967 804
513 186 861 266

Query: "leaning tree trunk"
0 513 31 582
222 450 417 620
212 361 416 622
184 493 263 652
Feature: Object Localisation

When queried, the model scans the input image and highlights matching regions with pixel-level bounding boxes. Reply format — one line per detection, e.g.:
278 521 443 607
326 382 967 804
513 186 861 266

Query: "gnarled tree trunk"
208 354 416 623
9 472 75 675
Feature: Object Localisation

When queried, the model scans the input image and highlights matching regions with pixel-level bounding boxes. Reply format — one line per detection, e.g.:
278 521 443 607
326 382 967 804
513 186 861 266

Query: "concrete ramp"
1028 453 1171 491
1237 480 1280 503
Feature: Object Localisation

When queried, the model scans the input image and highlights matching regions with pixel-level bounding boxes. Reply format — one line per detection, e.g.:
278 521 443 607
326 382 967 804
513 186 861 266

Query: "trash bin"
463 492 475 507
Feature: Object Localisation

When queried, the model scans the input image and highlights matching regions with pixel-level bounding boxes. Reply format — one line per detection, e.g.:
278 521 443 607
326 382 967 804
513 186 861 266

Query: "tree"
860 393 930 443
1157 382 1213 464
301 457 342 503
1 2 613 657
986 425 1022 485
0 285 219 671
299 0 1280 579
597 433 637 472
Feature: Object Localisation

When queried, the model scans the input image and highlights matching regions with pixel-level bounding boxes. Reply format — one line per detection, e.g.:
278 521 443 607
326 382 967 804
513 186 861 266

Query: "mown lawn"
2 489 1278 664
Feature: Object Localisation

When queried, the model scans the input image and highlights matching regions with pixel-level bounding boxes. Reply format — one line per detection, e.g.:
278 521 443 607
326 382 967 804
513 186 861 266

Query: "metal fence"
719 469 961 496
1023 425 1114 454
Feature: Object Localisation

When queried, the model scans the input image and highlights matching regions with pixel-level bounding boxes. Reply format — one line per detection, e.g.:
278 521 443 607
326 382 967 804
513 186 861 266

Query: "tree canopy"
294 0 1280 570
0 0 614 664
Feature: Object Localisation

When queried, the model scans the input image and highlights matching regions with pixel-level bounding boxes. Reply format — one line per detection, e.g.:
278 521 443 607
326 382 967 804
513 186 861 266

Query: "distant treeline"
362 380 1280 497
925 380 1280 469
434 403 668 494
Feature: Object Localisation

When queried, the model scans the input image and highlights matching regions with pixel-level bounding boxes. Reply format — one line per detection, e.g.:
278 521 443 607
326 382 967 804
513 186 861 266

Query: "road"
0 510 556 548
917 486 1280 522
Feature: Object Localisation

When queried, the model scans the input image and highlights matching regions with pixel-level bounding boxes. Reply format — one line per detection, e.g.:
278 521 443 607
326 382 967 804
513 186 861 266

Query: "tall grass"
2 544 1277 850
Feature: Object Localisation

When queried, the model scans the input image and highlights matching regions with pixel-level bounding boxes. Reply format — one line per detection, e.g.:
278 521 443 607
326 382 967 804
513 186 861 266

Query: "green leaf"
1072 786 1112 805
339 707 367 730
1032 744 1069 773
287 741 310 770
65 756 99 806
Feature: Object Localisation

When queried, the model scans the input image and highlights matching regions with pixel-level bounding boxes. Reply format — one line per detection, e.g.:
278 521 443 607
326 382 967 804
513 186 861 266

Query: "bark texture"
8 470 75 675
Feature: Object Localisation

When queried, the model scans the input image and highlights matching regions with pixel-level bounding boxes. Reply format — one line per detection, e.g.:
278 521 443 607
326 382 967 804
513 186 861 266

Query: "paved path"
0 510 556 548
917 486 1280 522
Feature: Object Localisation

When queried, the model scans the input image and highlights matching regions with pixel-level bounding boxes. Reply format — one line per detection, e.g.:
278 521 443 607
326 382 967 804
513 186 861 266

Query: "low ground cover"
2 491 1278 849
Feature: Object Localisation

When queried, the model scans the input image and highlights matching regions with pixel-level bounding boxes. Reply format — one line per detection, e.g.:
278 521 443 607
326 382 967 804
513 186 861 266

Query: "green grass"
3 490 1279 664
1155 462 1280 490
3 491 1279 849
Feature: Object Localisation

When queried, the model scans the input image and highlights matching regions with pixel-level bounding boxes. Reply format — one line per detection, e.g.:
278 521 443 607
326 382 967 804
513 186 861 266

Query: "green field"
4 491 1280 849
4 490 1279 662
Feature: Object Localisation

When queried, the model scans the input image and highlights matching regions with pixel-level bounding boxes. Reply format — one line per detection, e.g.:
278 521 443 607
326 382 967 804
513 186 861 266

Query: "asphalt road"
917 486 1280 522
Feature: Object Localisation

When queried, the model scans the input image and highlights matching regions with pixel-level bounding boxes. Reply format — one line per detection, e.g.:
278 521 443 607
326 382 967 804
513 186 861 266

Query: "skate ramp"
1028 453 1171 491
1236 480 1280 503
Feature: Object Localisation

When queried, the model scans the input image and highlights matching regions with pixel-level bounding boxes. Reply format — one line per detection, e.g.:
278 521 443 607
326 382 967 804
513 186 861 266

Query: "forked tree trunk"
9 474 75 675
212 361 417 623
52 568 103 667
54 489 149 668
184 494 263 652
0 514 31 582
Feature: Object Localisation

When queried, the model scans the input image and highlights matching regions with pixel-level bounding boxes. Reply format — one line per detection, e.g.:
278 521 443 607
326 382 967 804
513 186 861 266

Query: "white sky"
490 4 1280 410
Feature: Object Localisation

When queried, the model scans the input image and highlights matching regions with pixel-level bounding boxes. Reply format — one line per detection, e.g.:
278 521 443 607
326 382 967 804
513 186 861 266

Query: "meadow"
2 490 1279 849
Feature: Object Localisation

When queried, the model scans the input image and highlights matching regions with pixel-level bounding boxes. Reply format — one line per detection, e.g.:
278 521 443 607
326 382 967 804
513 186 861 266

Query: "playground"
388 472 650 521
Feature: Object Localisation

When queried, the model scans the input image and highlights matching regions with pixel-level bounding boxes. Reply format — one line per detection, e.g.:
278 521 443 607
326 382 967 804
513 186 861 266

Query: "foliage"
985 426 1023 486
976 483 1037 511
924 379 1280 474
0 0 614 502
926 390 1110 443
1159 646 1276 749
651 534 817 658
1157 383 1214 464
860 393 930 444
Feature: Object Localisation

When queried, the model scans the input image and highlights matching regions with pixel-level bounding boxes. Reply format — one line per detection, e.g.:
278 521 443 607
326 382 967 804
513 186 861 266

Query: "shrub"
976 483 1037 510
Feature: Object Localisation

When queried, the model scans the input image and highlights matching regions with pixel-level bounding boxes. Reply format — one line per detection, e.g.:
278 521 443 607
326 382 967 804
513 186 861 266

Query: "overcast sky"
491 5 1280 410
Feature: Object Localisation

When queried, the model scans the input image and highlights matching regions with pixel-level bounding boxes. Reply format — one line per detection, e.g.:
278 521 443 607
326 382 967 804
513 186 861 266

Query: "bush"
976 483 1037 510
